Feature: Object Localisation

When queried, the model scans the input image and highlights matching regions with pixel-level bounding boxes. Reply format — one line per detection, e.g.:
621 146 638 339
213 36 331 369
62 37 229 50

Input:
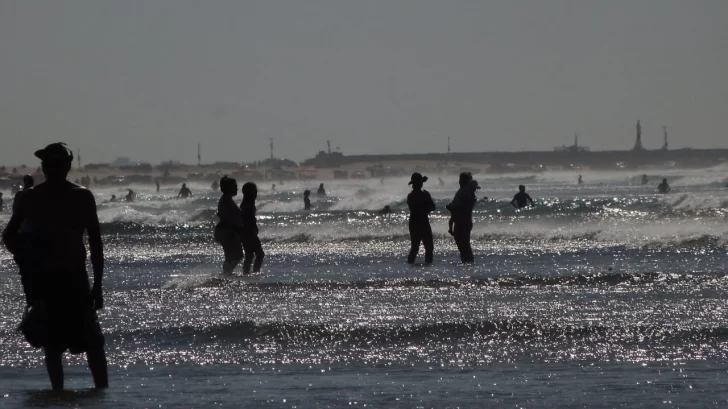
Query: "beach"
1 165 728 408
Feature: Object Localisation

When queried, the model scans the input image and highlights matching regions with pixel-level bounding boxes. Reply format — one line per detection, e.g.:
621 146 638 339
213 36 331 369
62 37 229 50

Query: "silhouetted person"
178 183 192 198
0 192 4 212
214 176 243 275
511 185 534 209
406 173 436 264
577 175 583 185
658 178 671 194
447 176 478 263
379 205 393 215
642 174 649 185
317 183 326 197
271 183 276 191
155 178 160 192
438 177 445 187
13 175 35 213
125 189 134 202
211 180 219 191
303 190 312 210
240 182 264 274
1 143 107 390
109 195 117 202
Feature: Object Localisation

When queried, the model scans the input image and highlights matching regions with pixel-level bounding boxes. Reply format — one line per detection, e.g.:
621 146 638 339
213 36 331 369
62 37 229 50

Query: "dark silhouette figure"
447 174 478 263
406 173 436 264
438 177 445 187
211 180 219 191
109 195 117 202
177 183 192 198
0 192 4 212
379 205 392 215
642 174 649 185
577 175 583 185
214 176 243 275
240 182 264 274
658 178 671 194
125 189 134 202
511 185 534 209
12 175 34 213
317 183 326 197
271 183 276 191
2 143 108 390
303 190 312 210
155 179 160 192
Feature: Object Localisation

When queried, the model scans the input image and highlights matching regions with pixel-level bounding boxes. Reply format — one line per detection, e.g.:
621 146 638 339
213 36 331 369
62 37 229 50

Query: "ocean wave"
162 273 728 292
110 319 728 347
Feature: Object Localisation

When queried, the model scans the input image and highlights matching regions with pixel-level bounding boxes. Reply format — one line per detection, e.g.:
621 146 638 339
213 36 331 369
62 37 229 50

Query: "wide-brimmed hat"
34 143 73 164
408 172 428 185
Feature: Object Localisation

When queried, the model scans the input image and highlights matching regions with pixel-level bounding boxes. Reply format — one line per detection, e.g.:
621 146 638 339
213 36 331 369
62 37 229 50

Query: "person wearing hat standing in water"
214 176 244 275
447 173 478 263
2 143 108 390
406 172 436 264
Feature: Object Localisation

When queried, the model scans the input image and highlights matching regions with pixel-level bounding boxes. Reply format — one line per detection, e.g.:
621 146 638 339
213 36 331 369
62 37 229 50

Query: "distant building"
554 133 590 152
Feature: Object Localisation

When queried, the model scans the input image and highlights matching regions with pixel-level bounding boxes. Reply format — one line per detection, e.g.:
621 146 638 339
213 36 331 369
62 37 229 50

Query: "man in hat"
406 172 436 264
2 143 108 390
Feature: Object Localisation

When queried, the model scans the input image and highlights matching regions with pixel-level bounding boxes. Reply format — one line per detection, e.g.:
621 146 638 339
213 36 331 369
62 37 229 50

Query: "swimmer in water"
511 185 534 209
304 190 312 210
657 178 671 194
317 183 326 197
177 183 192 198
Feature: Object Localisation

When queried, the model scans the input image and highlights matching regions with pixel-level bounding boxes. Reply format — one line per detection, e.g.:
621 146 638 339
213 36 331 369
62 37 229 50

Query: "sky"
1 0 727 166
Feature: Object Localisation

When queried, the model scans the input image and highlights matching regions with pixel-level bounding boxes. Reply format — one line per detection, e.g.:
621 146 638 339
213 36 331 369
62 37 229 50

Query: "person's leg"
221 243 239 275
424 226 434 264
463 226 474 263
87 347 108 388
242 238 254 274
407 228 421 264
44 346 64 390
453 230 467 263
252 236 265 273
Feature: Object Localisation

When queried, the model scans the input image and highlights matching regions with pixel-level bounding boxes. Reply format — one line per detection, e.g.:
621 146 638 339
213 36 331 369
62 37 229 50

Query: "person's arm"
85 190 105 310
1 210 23 255
511 195 518 208
527 194 534 206
426 191 436 213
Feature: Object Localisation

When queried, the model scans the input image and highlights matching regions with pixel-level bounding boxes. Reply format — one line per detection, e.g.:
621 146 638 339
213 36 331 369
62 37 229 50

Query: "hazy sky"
1 0 727 166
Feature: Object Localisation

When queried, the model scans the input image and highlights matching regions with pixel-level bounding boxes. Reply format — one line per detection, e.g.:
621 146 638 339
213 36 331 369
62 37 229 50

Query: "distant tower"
632 120 644 151
661 126 668 151
197 143 201 166
447 136 451 154
269 138 274 160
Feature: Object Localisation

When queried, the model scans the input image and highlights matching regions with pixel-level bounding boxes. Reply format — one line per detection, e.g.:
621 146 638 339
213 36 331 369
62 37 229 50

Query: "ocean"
1 166 727 408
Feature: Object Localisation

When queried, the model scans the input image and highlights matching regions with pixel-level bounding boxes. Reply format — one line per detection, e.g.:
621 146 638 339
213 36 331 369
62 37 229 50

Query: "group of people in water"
0 141 688 391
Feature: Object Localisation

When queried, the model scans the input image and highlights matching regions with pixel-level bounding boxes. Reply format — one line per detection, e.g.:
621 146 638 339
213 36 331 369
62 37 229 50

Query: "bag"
17 303 48 349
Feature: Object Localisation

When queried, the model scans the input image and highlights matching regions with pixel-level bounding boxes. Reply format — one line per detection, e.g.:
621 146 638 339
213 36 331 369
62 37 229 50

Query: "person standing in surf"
511 185 534 209
406 172 436 264
447 172 478 263
240 182 264 274
214 176 244 275
2 143 108 390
